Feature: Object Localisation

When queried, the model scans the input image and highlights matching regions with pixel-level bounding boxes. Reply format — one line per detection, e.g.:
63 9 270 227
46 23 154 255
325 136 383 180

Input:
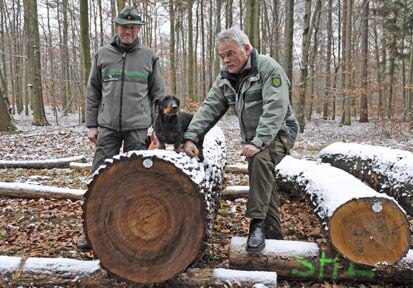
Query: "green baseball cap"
113 5 145 25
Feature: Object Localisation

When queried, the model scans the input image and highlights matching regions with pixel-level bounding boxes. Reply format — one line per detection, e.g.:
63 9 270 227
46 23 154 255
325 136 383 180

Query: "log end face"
329 197 411 266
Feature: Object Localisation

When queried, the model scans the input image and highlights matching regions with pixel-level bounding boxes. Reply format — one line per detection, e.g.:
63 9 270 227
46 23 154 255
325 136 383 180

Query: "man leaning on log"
183 27 299 252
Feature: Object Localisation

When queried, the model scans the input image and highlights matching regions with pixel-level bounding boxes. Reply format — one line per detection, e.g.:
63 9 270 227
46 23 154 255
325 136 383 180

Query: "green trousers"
245 135 291 238
92 127 148 172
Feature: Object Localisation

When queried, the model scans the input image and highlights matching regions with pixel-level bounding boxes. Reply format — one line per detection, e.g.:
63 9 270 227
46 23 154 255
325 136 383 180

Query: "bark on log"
275 156 410 266
0 156 86 169
0 182 85 200
83 126 226 284
0 256 276 287
229 236 413 284
224 164 248 174
319 142 413 216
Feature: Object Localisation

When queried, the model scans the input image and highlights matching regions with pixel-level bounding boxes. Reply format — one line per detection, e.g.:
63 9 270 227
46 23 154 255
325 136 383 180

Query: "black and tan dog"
149 95 194 153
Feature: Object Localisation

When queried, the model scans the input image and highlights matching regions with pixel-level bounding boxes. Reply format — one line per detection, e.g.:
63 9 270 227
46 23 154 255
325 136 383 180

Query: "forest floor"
0 108 413 288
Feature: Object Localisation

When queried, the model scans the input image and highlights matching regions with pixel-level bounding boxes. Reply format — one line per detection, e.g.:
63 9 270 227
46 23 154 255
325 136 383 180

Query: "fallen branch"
319 142 413 216
229 236 413 284
0 256 276 287
69 162 92 170
0 182 85 200
275 156 410 266
0 156 86 169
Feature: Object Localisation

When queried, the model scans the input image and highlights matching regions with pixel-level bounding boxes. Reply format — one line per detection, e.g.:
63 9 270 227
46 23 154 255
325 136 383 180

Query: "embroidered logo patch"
272 76 282 88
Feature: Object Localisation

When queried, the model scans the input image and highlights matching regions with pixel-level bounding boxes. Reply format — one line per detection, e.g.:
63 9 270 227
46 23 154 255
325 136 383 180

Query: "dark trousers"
245 135 291 237
92 127 148 172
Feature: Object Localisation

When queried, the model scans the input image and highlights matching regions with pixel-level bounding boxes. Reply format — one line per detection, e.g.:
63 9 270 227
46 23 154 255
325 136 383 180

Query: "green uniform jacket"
86 36 166 131
184 50 297 149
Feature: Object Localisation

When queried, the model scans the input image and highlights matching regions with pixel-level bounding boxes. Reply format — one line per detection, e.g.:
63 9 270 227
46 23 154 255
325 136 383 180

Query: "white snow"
319 142 413 184
213 268 277 285
276 156 398 222
231 236 319 258
0 256 22 274
0 182 85 197
23 257 100 277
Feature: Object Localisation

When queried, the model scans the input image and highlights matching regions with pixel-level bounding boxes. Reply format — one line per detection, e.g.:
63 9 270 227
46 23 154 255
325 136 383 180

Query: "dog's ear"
174 96 180 107
154 98 162 111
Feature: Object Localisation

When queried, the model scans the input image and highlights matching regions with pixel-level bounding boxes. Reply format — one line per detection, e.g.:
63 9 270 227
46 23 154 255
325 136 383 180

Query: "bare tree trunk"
359 0 369 123
0 68 16 131
341 0 351 125
284 0 294 105
323 0 333 119
169 0 177 95
23 0 48 126
187 0 195 101
245 0 259 49
225 0 233 28
79 0 90 123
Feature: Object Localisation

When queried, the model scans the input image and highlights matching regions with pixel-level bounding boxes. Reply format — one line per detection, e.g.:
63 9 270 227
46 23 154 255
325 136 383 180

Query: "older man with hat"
80 6 166 251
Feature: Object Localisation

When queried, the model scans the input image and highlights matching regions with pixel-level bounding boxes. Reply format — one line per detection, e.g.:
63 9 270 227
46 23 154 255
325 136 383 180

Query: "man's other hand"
88 127 98 144
240 144 260 158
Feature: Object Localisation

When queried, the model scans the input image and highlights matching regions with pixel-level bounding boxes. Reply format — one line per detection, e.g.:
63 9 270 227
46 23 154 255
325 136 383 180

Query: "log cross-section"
275 156 411 267
83 126 226 284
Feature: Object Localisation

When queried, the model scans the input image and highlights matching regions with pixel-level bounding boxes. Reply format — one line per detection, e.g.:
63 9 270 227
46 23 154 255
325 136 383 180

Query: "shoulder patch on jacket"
272 75 282 88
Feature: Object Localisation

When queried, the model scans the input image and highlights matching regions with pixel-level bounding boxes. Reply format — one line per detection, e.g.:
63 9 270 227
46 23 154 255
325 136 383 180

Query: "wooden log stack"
275 156 411 267
83 126 226 284
319 142 413 216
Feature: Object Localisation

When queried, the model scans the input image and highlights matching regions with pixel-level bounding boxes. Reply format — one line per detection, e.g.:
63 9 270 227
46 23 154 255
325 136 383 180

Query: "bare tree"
23 0 48 126
359 0 369 123
80 0 91 122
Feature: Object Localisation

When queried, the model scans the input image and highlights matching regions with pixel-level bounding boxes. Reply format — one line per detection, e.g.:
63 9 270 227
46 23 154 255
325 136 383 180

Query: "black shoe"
77 237 92 251
246 219 265 252
265 223 284 240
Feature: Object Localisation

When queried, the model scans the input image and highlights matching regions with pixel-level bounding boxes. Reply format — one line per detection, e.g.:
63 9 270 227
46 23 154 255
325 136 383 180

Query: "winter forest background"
1 0 413 132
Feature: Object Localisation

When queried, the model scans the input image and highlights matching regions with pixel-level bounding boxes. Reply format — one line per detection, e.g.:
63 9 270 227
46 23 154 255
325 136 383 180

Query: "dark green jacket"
86 35 166 131
184 50 298 148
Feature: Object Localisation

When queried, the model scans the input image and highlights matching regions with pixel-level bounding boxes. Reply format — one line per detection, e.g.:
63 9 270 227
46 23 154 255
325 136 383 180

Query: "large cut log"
0 256 276 287
0 182 85 200
0 156 86 169
319 142 413 216
83 126 226 284
229 237 413 284
275 156 410 267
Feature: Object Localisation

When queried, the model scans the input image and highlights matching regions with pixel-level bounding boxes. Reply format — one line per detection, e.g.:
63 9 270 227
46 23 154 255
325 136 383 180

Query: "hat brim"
113 18 145 25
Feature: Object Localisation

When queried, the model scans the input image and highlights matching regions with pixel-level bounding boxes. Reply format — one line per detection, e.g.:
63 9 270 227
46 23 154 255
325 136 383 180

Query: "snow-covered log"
0 256 276 287
0 156 86 169
0 182 85 200
222 185 249 200
69 162 92 170
83 126 226 284
319 142 413 216
275 156 411 267
229 237 413 284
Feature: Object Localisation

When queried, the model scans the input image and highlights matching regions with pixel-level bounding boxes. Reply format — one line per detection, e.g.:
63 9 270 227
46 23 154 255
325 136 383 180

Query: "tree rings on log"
83 155 206 284
329 197 410 266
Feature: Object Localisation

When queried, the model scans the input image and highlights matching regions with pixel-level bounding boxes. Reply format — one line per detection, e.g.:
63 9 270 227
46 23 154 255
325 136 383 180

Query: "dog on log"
149 95 203 158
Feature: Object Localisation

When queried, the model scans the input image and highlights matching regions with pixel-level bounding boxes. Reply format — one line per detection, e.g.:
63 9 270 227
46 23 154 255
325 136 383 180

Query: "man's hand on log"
240 144 260 158
183 140 200 158
88 128 98 144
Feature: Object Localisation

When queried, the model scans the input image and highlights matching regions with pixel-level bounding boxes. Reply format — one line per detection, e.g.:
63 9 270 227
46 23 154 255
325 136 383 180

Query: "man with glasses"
183 27 299 253
81 5 166 251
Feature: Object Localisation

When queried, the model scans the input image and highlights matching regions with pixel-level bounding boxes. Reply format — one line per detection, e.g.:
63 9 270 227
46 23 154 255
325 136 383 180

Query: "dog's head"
155 95 181 116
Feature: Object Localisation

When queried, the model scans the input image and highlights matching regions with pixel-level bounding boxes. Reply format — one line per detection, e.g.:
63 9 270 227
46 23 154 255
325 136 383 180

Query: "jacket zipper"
119 52 127 132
